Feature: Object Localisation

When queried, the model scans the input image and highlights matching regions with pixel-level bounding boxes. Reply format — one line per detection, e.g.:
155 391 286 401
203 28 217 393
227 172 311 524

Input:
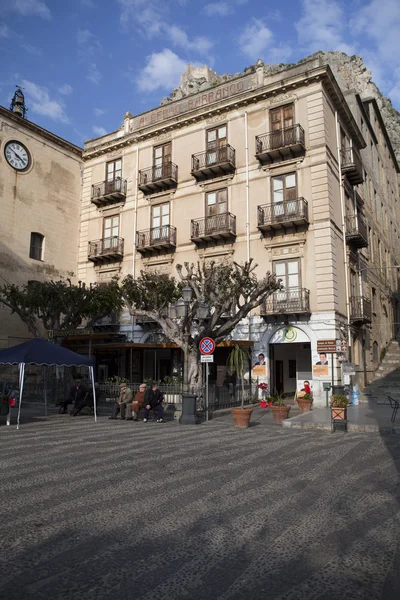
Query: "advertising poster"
252 351 267 377
312 351 330 378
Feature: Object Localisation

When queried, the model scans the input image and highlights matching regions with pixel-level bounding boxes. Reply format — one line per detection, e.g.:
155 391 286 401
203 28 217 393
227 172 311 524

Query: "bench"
387 396 399 423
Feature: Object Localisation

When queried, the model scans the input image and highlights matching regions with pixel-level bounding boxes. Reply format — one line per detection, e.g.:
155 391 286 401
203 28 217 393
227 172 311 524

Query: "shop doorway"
275 360 284 394
269 342 311 397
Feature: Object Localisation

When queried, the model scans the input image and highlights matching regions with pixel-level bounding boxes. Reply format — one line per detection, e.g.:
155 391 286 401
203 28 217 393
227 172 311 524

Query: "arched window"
29 232 44 261
372 341 379 364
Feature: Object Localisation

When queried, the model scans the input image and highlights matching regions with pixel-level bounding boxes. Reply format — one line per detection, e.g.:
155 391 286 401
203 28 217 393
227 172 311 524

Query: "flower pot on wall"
232 407 253 429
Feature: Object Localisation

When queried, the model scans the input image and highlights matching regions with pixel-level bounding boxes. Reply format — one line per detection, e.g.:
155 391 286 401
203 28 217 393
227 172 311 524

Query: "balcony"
341 148 363 184
91 178 127 207
138 162 178 195
191 212 236 243
255 124 305 165
350 296 372 322
258 198 309 232
345 215 368 249
262 288 310 316
136 225 177 254
191 144 236 182
88 237 124 263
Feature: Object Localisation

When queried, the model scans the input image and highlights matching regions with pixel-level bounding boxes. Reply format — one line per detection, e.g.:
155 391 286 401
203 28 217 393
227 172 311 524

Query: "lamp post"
170 285 210 424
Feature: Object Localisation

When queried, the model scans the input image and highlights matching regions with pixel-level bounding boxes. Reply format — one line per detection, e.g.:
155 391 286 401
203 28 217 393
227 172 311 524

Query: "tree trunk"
187 346 200 388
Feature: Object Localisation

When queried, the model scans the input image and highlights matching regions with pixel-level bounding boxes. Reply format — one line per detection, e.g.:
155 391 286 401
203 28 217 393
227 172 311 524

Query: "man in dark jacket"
59 379 87 415
143 382 164 422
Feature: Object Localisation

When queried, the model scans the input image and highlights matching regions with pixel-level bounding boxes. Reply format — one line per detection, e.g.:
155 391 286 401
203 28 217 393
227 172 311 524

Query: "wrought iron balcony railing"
191 144 236 180
138 162 178 194
255 124 305 164
262 288 310 315
350 296 372 322
258 198 309 230
191 212 236 241
88 237 124 261
341 147 363 184
136 225 177 252
345 214 368 248
91 178 127 206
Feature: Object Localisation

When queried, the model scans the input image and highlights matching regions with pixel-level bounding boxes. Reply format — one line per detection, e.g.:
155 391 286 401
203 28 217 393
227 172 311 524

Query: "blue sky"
0 0 399 147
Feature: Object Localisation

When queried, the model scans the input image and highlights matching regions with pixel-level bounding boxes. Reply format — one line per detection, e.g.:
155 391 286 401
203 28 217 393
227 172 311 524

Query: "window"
273 259 300 306
29 233 44 260
103 215 119 249
151 202 170 242
272 173 297 217
206 189 227 216
206 125 227 165
106 159 122 189
270 104 294 148
153 142 171 179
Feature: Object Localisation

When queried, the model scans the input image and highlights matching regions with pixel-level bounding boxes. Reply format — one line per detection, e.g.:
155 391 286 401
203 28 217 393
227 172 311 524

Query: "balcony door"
151 202 170 243
270 104 294 149
272 173 297 219
206 189 227 234
103 215 119 251
273 259 300 309
206 125 227 166
106 159 122 194
154 143 171 180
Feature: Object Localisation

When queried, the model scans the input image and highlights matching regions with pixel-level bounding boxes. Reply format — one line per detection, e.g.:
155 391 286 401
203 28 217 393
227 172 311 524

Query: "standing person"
109 382 133 420
143 382 164 423
60 379 86 415
126 384 146 421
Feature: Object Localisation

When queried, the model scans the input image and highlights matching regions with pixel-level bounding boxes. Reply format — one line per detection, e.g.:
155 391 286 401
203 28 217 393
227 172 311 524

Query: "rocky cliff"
161 51 400 164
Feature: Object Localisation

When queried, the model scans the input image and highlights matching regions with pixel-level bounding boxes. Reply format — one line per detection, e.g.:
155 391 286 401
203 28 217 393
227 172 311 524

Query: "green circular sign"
283 327 297 342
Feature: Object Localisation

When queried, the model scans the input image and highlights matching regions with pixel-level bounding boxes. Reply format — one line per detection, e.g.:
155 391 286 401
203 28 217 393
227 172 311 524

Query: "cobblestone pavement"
1 417 399 600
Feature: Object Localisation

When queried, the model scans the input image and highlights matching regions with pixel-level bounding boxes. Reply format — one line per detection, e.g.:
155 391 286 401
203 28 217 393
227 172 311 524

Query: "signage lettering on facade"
317 340 337 353
201 355 214 363
129 75 254 133
54 329 91 337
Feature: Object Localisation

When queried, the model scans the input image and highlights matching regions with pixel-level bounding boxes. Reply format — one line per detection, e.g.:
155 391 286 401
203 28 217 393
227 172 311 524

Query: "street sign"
201 355 214 363
317 339 337 353
199 337 215 355
338 339 348 352
342 362 356 375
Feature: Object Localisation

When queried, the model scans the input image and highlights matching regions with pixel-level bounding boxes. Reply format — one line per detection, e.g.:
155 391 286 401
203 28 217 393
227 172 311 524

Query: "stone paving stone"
0 416 399 599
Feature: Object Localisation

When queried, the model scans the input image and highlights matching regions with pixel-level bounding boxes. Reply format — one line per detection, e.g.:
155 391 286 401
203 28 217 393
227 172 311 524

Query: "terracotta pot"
271 405 290 424
296 398 313 414
232 407 253 429
260 401 267 408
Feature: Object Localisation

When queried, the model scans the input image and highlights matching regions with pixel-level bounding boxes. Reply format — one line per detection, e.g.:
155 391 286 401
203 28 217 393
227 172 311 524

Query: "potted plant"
296 392 313 414
227 345 253 429
271 393 291 424
330 394 349 421
258 382 269 408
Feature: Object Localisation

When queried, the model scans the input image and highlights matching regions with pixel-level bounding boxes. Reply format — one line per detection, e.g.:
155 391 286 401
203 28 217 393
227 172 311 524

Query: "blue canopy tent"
0 339 96 429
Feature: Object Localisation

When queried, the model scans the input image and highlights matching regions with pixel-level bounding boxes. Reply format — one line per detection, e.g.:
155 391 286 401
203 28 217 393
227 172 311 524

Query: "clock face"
4 140 31 171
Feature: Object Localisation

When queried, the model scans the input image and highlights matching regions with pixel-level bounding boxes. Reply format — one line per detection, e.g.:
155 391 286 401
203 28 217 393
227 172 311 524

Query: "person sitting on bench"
143 382 164 422
60 379 87 415
109 383 133 420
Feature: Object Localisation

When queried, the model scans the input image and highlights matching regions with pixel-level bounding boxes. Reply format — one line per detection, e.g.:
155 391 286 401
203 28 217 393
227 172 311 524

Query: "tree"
0 279 123 341
122 259 280 385
226 345 252 408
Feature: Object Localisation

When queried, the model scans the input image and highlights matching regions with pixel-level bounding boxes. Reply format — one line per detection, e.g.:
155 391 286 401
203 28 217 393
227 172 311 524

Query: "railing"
191 144 235 171
350 296 372 321
263 288 310 314
139 162 178 186
136 225 176 249
345 214 368 242
88 237 124 259
256 124 305 154
91 178 127 200
191 212 236 238
341 147 362 168
258 198 308 227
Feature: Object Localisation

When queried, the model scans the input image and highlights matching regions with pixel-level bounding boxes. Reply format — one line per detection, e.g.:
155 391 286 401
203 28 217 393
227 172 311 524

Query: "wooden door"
206 125 227 165
106 159 122 193
270 104 294 148
154 143 171 179
272 173 297 218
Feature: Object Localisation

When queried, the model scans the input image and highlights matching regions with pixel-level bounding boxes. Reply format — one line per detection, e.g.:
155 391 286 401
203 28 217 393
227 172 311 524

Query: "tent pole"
43 365 48 416
90 366 97 423
16 363 25 430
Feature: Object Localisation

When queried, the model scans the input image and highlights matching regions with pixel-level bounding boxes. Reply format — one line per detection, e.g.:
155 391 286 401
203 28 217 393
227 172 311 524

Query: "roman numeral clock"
4 140 31 171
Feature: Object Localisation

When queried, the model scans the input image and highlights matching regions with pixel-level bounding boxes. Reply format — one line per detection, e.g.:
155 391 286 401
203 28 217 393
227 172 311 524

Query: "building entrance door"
275 360 284 394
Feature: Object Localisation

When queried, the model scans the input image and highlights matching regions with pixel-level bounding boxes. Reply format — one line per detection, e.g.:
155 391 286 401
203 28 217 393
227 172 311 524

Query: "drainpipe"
244 110 250 262
335 112 352 366
131 146 139 344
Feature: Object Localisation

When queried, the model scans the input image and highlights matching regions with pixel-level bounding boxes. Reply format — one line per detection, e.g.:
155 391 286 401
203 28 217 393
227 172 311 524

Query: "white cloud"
238 18 273 60
204 2 232 16
136 48 186 92
166 24 213 56
21 79 69 123
86 63 101 85
19 40 42 56
13 0 51 19
94 107 106 116
58 84 73 96
81 0 95 7
0 23 9 37
295 0 354 54
92 125 107 136
77 28 102 53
